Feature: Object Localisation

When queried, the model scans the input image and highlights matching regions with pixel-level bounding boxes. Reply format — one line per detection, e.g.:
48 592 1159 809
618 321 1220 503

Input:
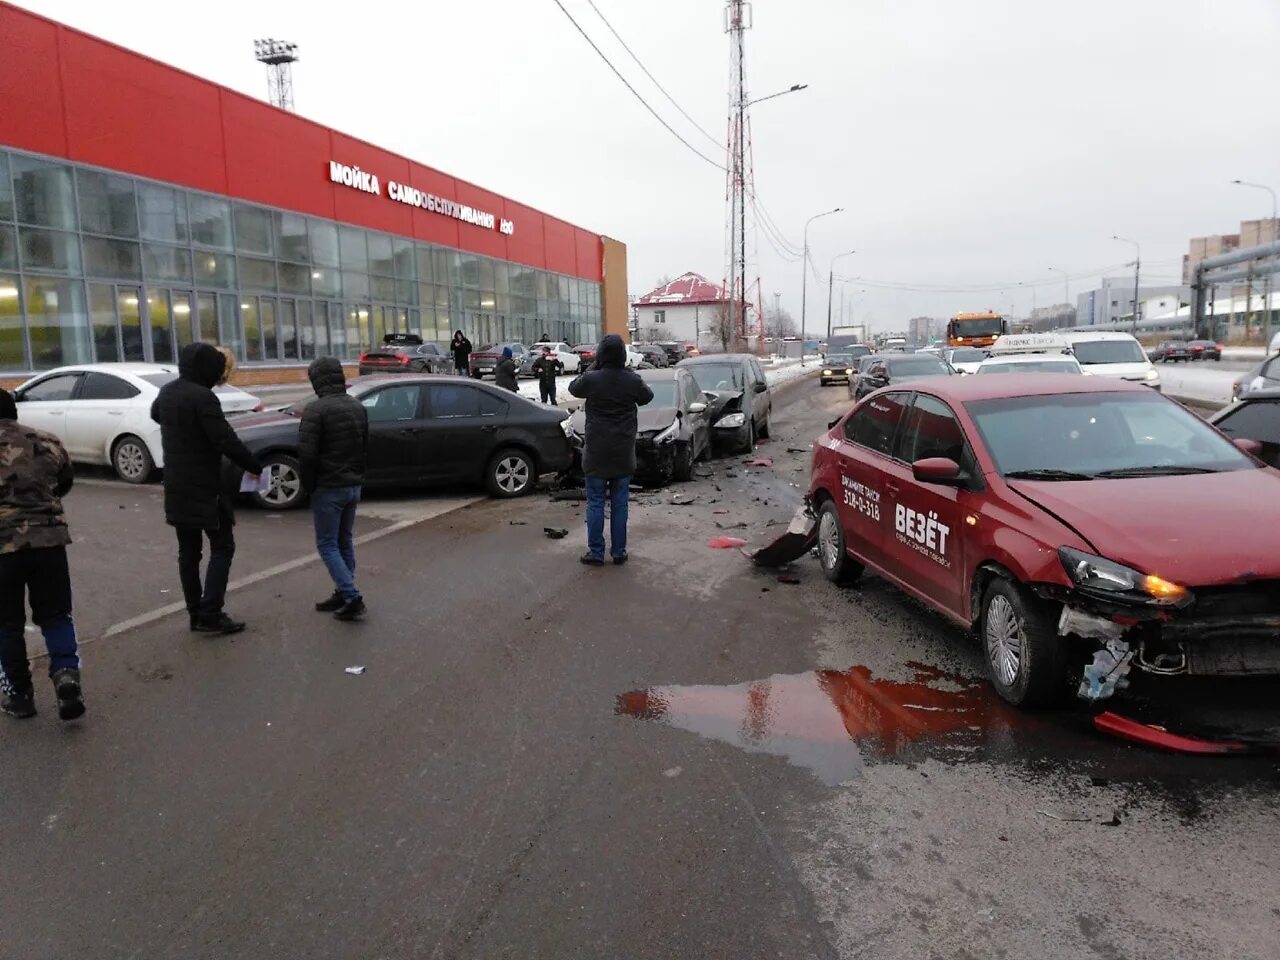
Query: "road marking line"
83 496 483 646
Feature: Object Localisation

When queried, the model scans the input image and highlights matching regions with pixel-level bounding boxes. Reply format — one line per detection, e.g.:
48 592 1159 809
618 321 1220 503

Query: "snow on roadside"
1157 364 1236 406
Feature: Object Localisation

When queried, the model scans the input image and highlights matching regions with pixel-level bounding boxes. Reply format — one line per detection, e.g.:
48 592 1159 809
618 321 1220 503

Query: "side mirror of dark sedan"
912 457 963 484
753 381 768 393
1234 437 1264 457
827 416 841 429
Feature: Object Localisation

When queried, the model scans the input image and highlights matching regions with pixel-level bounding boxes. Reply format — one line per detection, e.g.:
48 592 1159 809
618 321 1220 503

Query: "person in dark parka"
298 357 369 621
150 343 263 634
451 330 472 376
531 346 561 405
568 335 653 565
494 346 520 393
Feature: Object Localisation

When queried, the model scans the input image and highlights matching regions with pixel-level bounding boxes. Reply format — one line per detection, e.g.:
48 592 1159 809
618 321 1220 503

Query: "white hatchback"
14 363 261 483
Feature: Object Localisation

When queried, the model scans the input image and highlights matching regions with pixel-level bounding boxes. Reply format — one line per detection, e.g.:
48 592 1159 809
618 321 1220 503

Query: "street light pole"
1113 235 1141 334
826 249 857 342
800 207 842 365
1048 267 1070 315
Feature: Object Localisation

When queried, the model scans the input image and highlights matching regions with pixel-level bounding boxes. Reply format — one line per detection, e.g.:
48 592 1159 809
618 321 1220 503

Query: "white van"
1060 331 1161 390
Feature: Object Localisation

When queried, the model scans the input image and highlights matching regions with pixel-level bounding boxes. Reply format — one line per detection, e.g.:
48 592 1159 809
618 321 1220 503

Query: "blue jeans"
312 486 361 600
585 476 630 560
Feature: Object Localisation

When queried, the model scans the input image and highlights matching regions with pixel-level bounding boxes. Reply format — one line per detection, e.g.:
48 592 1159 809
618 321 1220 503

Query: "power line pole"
724 1 751 352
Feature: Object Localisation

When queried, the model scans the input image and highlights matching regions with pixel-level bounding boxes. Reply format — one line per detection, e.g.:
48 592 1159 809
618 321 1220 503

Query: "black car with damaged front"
676 353 772 453
563 368 711 484
853 353 952 399
229 375 572 509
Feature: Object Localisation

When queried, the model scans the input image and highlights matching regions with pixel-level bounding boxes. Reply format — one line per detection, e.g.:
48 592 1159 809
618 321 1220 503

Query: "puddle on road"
616 663 1029 785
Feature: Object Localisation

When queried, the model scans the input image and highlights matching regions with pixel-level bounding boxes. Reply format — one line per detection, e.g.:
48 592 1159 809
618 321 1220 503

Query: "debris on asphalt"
1037 809 1091 823
344 666 366 676
745 457 774 468
715 521 748 530
776 575 801 585
509 520 528 525
549 490 587 501
1092 711 1251 755
725 471 739 478
662 766 683 778
1101 811 1123 827
747 504 817 567
713 509 730 515
786 447 808 454
544 527 569 539
707 536 748 549
761 587 771 593
1089 776 1110 788
1078 639 1134 700
670 493 697 505
694 467 714 478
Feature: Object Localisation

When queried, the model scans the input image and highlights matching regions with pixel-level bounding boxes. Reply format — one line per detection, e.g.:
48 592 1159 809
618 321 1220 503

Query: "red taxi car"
808 374 1280 707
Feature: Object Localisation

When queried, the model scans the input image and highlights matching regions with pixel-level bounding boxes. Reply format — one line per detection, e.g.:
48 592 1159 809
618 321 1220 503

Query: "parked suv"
677 353 772 452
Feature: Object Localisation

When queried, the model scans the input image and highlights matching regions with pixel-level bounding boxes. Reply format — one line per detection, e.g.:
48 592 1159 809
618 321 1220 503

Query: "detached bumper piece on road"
1093 711 1252 755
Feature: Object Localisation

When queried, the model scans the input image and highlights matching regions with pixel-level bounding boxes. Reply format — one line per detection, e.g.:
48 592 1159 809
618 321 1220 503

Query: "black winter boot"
2 686 37 719
51 668 85 720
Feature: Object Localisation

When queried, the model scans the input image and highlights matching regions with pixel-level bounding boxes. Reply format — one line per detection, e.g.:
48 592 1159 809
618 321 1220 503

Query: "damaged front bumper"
1038 581 1280 701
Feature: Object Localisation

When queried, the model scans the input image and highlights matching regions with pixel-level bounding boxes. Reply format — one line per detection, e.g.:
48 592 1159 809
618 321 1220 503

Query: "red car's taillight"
359 352 369 362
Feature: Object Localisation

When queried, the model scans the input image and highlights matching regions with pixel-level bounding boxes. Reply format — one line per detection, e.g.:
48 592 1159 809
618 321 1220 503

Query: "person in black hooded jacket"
298 357 369 621
568 334 653 565
150 343 263 634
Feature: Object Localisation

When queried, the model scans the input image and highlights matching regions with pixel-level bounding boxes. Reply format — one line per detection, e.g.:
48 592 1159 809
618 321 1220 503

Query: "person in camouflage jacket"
0 389 84 721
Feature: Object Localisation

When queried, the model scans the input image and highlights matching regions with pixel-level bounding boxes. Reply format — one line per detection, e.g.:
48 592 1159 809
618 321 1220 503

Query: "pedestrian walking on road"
568 335 653 566
299 357 369 622
451 330 472 376
150 343 263 635
531 346 560 405
495 346 520 393
0 390 84 721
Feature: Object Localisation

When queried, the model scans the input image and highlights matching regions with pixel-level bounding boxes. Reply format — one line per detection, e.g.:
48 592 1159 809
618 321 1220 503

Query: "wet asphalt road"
3 374 1279 959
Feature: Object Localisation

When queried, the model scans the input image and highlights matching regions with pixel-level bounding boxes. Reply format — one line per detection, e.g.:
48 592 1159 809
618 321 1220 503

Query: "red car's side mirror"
1233 437 1264 457
912 457 963 484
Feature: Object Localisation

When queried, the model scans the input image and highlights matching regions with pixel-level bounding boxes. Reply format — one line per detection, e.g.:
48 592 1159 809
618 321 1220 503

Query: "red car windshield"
966 391 1254 478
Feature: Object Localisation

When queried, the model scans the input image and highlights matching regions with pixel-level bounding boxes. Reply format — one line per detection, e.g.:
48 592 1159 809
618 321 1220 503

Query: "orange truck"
947 311 1008 348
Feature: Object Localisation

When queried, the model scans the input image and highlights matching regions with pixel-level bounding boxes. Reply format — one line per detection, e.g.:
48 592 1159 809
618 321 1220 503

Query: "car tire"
758 412 771 439
979 577 1065 707
817 499 863 585
471 369 483 379
253 454 306 511
112 435 155 484
739 421 756 455
486 448 535 498
673 442 694 481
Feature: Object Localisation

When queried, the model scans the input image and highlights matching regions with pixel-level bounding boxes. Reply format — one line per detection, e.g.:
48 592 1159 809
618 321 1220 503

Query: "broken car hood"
568 405 679 436
701 389 743 419
1009 468 1280 586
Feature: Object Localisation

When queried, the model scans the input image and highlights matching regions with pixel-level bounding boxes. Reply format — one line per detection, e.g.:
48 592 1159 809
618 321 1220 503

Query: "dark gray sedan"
230 375 572 509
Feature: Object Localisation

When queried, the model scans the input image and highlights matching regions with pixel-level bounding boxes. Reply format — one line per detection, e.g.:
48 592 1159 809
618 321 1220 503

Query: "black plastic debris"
509 520 528 525
777 575 801 585
544 528 569 539
747 504 817 567
716 521 748 530
786 447 807 454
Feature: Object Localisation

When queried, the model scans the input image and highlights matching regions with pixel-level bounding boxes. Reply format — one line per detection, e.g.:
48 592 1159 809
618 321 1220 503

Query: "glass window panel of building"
0 152 13 222
76 169 138 238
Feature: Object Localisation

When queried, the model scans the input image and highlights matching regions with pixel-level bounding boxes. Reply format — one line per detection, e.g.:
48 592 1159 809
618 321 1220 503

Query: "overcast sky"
17 0 1280 332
